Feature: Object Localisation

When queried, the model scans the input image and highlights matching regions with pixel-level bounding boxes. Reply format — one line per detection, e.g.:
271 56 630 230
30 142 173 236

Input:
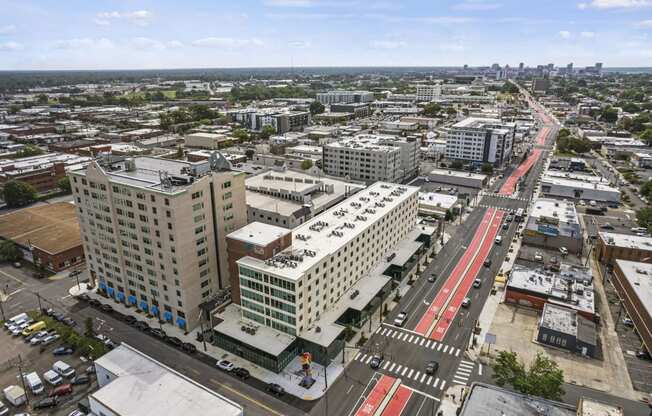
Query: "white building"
316 90 374 105
70 155 247 330
322 134 419 183
540 175 620 203
416 84 442 102
90 344 243 416
632 152 652 168
418 192 458 217
445 117 515 167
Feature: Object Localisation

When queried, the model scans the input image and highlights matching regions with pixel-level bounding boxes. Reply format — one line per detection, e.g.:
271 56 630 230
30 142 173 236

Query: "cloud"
0 25 16 35
578 0 650 9
191 37 264 48
370 40 406 49
580 31 596 38
559 30 572 39
453 1 502 11
636 19 652 26
288 40 312 48
54 38 115 50
95 10 152 26
0 41 22 51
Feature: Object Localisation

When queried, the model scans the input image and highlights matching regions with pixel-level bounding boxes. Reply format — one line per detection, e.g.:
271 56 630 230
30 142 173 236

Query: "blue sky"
1 0 652 70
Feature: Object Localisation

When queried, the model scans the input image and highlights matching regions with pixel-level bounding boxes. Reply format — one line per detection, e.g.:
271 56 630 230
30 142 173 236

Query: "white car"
216 359 235 372
559 247 568 256
10 321 33 336
29 331 51 345
534 252 544 262
68 411 86 416
394 311 408 327
43 370 63 386
40 334 60 346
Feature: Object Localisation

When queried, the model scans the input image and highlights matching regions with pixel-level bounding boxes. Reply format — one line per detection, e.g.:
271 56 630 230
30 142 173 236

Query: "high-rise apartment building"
316 90 374 105
70 154 246 330
445 117 515 168
322 134 418 183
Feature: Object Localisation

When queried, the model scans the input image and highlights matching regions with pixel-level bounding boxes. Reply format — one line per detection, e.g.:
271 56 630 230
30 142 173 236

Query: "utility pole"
198 310 207 352
17 355 29 405
35 292 42 312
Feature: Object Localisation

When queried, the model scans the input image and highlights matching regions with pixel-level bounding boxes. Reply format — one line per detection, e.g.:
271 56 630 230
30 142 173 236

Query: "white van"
43 370 62 386
495 236 502 245
24 372 44 395
52 361 75 378
4 313 28 330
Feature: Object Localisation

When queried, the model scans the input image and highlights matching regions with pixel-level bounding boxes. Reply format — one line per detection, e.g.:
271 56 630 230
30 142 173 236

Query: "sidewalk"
438 383 467 416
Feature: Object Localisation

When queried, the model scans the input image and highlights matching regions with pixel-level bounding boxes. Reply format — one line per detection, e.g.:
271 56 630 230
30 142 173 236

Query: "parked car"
124 315 137 325
78 294 91 302
369 355 383 369
622 317 634 327
33 397 58 410
85 366 96 375
68 410 86 416
636 350 651 360
88 299 101 307
393 311 408 327
559 247 568 256
29 331 52 345
267 383 285 396
40 334 61 346
461 297 471 308
71 375 90 385
134 321 150 331
62 318 77 327
232 368 250 379
427 275 436 283
53 346 75 356
534 252 544 262
48 384 72 398
216 359 235 372
43 370 63 386
150 328 166 339
99 304 113 313
0 400 7 416
600 223 614 230
473 279 482 288
52 361 76 379
483 259 492 267
425 361 439 375
52 313 66 322
166 337 183 348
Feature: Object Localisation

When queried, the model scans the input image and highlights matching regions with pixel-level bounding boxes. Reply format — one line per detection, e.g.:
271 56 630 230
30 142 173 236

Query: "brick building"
612 260 651 355
597 232 652 265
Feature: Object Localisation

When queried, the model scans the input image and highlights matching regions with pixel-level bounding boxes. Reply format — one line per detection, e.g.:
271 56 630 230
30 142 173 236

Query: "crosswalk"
353 353 448 391
452 360 474 386
479 192 528 202
375 327 462 357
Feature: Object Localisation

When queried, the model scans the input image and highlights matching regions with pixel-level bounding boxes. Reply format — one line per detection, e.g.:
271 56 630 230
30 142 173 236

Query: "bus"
515 208 524 222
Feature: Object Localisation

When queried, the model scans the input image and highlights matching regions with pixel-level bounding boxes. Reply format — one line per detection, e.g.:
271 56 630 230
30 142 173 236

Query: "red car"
49 383 72 397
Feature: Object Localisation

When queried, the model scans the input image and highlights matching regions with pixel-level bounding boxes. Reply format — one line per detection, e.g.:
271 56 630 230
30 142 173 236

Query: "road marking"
412 337 419 345
365 355 373 364
437 344 443 351
413 371 420 381
388 363 396 372
433 378 440 388
420 373 426 383
407 369 414 378
478 364 483 376
457 369 472 377
408 335 414 343
430 342 437 350
455 348 460 357
208 378 284 416
419 338 425 346
381 361 389 370
442 345 448 353
395 365 402 373
440 380 447 390
391 331 398 339
453 379 467 386
355 353 362 361
398 333 405 341
386 330 393 337
459 361 474 369
401 367 408 376
380 328 386 335
347 384 354 395
427 376 433 386
461 360 474 366
425 340 432 348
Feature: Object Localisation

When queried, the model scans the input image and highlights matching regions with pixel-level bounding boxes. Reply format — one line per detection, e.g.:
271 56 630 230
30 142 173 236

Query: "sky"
1 0 652 70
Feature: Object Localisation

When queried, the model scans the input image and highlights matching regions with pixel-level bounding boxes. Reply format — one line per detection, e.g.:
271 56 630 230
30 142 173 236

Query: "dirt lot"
0 324 98 415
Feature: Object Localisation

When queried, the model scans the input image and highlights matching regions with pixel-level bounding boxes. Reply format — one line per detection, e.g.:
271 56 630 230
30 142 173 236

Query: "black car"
636 350 651 360
427 275 436 283
182 342 197 353
63 317 77 327
34 397 58 409
166 336 183 347
112 311 126 321
232 368 250 379
150 328 166 339
483 259 492 267
89 298 101 307
99 304 114 313
267 383 285 396
425 361 439 375
71 374 90 385
53 313 66 322
124 315 137 325
369 354 383 369
134 321 150 331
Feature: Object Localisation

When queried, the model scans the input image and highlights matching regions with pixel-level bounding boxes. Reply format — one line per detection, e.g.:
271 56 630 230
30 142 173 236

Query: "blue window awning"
139 301 148 312
176 317 186 329
107 287 114 296
151 305 159 316
117 292 125 301
163 311 173 322
128 295 137 305
99 281 107 290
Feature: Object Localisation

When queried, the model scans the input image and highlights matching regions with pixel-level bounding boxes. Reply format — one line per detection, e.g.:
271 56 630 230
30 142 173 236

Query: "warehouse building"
612 260 651 355
597 232 652 265
427 168 488 189
540 175 620 203
522 198 582 254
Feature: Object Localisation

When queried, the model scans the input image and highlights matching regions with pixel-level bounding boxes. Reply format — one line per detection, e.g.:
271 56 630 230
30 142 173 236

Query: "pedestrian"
451 393 456 402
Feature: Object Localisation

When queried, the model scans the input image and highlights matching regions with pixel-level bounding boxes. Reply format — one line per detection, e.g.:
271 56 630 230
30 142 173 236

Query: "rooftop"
526 198 581 239
0 152 92 174
324 134 413 152
578 397 624 416
429 168 488 181
238 182 418 281
541 175 621 193
418 192 458 211
227 222 291 247
543 171 606 184
599 231 652 250
0 202 81 254
614 259 652 322
459 382 575 416
92 343 243 416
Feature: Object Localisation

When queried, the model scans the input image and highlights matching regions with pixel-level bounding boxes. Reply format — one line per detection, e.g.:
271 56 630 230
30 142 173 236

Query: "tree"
310 101 325 115
301 159 313 170
492 351 565 401
639 127 652 145
450 160 464 170
175 145 184 159
600 106 619 123
492 351 526 388
245 149 255 159
422 102 442 118
14 144 44 159
57 177 71 194
557 128 571 139
84 317 94 337
37 93 48 104
232 128 250 141
260 125 277 140
481 163 494 174
446 107 458 116
0 240 23 262
636 207 652 233
2 180 37 207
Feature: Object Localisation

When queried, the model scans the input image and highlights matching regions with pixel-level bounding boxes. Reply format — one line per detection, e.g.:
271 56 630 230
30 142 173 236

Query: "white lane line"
455 348 461 357
383 361 390 370
401 367 408 376
437 344 443 351
431 342 437 350
453 380 467 386
389 363 396 372
426 340 432 348
380 328 387 336
440 380 446 390
454 374 470 382
365 355 373 364
399 333 406 341
386 330 394 337
420 373 427 383
442 345 449 353
408 335 414 343
412 337 420 345
478 364 483 376
354 353 362 361
461 360 474 366
407 369 414 378
377 327 382 335
426 376 433 386
413 371 421 381
392 331 398 339
459 361 474 369
395 364 402 373
419 338 425 346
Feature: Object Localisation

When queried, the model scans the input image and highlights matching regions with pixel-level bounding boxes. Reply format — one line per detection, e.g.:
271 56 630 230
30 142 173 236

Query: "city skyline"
1 0 652 70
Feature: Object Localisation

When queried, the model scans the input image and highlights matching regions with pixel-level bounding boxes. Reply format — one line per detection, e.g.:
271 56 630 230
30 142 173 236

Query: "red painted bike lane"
354 375 399 416
536 126 551 146
430 210 505 342
380 385 413 416
499 149 542 196
413 208 495 336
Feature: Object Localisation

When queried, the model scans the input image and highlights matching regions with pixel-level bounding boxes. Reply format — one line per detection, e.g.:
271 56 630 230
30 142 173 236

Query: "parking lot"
0 321 98 415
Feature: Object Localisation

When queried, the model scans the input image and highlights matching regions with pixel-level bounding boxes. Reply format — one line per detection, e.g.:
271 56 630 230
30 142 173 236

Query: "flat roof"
540 303 578 335
418 192 458 210
599 232 652 250
429 168 488 181
238 182 418 281
541 175 620 193
227 222 291 247
543 171 606 184
0 202 81 254
578 397 624 416
614 259 652 322
213 304 296 357
92 344 243 416
460 382 575 416
324 134 412 152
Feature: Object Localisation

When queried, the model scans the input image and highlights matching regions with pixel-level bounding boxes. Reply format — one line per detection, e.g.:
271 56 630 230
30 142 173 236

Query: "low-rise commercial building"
0 153 92 193
523 198 582 254
536 303 597 357
330 103 370 118
0 202 84 272
323 134 418 183
597 232 652 265
245 169 365 229
540 176 620 203
612 260 652 354
418 192 458 217
90 343 243 416
445 117 515 168
632 152 652 168
185 132 234 150
427 168 488 189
